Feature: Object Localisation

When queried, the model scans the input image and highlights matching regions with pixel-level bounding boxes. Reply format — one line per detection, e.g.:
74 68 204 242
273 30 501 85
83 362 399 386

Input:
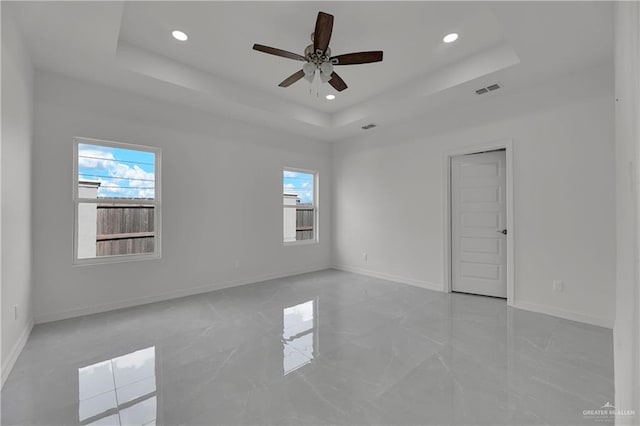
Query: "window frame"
72 136 162 265
282 167 319 246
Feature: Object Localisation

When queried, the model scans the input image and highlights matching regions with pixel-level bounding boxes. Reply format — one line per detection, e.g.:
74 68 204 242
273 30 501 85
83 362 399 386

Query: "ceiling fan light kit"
252 11 383 95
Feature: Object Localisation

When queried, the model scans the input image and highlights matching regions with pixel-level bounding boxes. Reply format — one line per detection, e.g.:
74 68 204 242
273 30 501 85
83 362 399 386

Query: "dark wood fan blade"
331 51 383 65
278 70 305 87
328 72 347 92
314 12 334 54
253 44 306 61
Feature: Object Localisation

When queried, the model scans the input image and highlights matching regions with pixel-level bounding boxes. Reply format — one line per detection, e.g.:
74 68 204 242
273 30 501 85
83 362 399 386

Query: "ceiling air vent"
475 83 502 95
361 123 377 130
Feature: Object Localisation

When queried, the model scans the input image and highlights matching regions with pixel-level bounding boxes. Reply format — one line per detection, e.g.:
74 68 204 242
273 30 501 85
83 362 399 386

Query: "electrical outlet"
553 280 564 292
362 252 368 261
13 305 18 320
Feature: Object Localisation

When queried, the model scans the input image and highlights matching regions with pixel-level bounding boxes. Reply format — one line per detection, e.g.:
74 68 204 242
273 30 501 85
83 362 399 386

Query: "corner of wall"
1 320 33 388
1 2 36 387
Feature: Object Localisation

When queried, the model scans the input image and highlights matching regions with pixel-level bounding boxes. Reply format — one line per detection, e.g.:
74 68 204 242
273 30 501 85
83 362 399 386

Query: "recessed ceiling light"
172 30 188 41
443 33 459 43
326 94 336 100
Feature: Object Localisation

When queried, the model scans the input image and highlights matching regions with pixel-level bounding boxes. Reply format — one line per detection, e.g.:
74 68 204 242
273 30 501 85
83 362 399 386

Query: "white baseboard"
514 300 614 329
34 264 612 330
332 264 443 292
333 265 613 329
2 320 34 388
35 265 331 324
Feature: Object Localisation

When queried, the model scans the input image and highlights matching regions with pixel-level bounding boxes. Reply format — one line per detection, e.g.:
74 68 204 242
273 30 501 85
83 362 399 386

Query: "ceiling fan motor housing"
303 44 334 81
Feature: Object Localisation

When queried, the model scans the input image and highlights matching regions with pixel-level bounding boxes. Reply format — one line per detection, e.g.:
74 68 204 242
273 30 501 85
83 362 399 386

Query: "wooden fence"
296 207 314 240
96 205 154 256
95 204 312 255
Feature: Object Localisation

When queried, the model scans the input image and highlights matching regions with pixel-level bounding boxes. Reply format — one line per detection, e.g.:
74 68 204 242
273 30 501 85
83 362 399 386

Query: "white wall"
1 4 35 385
614 2 640 423
32 71 332 323
283 194 298 243
77 183 98 259
333 64 616 328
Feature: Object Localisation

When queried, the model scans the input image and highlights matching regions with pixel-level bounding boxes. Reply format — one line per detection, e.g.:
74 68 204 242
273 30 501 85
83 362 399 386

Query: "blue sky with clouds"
78 143 155 199
283 170 314 204
79 145 315 203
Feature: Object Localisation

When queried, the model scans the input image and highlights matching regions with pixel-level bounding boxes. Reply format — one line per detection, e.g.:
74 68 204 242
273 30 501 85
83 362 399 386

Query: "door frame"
442 139 515 306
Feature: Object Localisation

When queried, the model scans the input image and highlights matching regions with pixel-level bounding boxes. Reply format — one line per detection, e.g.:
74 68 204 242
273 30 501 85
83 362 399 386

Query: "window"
283 169 317 243
74 137 161 264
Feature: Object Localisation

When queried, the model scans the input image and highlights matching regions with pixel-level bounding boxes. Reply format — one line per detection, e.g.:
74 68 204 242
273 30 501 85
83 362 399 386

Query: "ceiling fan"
252 11 383 92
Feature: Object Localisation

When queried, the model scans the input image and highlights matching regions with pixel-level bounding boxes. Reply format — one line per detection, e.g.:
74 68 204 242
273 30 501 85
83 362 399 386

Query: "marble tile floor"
1 269 614 425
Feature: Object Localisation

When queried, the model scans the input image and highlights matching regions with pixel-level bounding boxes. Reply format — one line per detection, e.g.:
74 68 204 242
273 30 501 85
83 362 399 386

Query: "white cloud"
98 162 154 199
300 190 313 204
78 148 115 171
90 167 154 200
283 171 314 203
79 145 156 199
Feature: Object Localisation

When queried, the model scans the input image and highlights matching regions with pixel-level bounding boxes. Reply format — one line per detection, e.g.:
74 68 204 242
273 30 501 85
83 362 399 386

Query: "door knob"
496 229 507 235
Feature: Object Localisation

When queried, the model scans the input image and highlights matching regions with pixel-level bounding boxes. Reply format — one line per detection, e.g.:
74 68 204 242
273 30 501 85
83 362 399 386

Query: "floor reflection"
2 271 614 425
78 346 157 426
282 299 318 375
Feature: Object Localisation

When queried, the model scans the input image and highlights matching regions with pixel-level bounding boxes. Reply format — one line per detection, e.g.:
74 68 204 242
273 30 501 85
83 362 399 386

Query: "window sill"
283 240 319 247
73 253 161 267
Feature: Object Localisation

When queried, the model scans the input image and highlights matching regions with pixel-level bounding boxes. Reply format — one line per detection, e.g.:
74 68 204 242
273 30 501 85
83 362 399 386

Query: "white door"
451 150 507 298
